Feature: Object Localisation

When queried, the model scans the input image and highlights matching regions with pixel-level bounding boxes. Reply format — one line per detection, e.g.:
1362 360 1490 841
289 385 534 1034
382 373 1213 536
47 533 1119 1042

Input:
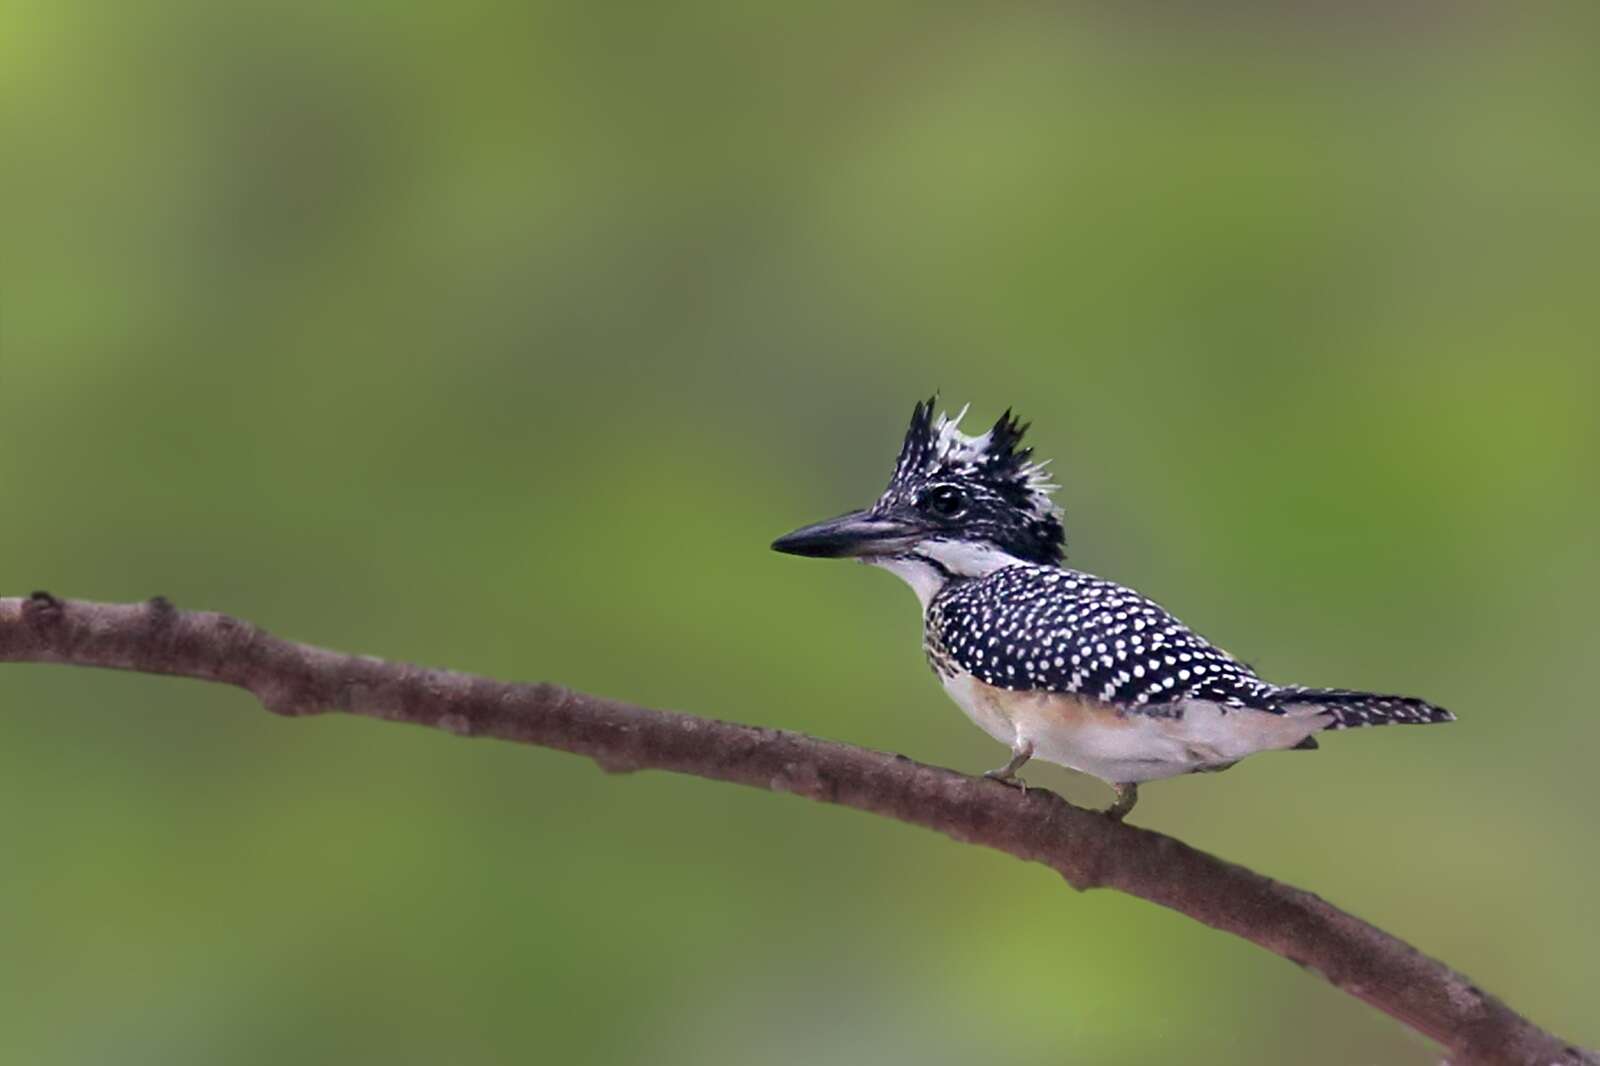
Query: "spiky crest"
889 396 1060 522
872 396 1066 568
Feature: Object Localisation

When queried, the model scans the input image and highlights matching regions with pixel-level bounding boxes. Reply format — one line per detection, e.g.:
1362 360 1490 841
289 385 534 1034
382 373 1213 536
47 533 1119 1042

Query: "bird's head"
772 398 1064 596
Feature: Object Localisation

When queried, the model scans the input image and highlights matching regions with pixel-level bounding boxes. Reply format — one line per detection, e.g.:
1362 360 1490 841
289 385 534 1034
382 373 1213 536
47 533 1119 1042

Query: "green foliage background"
3 3 1596 1063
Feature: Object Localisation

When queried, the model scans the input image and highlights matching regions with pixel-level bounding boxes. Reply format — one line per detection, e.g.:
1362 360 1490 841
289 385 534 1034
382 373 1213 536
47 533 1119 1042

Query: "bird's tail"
1273 686 1456 730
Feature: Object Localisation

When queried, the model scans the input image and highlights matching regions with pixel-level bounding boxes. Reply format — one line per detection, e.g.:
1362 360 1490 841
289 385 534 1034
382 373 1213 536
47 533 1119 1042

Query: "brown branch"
1 592 1590 1066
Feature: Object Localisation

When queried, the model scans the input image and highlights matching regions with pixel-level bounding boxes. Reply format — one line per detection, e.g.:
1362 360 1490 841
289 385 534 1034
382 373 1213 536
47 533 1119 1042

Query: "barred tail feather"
1274 686 1456 730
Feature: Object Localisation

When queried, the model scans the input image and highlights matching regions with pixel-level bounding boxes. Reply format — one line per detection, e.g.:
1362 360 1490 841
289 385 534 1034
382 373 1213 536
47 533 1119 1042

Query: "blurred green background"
3 2 1597 1063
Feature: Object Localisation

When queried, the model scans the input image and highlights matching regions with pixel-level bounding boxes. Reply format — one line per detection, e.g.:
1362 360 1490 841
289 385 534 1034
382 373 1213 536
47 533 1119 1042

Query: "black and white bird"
772 398 1454 819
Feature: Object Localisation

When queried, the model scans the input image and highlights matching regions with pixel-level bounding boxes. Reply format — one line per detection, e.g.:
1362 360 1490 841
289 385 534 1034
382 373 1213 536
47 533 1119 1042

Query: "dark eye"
923 485 968 520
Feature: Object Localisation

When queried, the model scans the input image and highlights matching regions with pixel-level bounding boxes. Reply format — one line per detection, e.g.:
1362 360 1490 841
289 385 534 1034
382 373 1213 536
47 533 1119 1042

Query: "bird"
771 398 1454 820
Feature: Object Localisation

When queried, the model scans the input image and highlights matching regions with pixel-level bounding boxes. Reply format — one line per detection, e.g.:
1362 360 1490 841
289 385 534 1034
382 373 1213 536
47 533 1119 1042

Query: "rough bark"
1 592 1590 1066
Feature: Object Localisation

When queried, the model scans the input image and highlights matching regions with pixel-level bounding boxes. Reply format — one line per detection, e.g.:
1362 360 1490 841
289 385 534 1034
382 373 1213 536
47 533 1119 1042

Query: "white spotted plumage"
920 562 1453 783
773 398 1456 801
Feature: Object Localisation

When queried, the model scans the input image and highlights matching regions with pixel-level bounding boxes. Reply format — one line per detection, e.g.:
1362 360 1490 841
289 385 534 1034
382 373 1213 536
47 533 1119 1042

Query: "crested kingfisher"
772 398 1454 820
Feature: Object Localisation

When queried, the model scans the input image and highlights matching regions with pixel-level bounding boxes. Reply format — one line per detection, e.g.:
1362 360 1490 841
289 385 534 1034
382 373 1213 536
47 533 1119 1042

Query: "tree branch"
1 593 1590 1066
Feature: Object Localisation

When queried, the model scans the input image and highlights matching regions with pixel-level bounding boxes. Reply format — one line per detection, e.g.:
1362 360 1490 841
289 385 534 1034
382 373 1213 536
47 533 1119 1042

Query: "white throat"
866 539 1030 610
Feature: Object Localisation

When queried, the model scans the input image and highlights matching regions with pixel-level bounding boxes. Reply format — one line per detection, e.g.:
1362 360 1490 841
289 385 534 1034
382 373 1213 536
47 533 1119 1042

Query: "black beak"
771 510 917 559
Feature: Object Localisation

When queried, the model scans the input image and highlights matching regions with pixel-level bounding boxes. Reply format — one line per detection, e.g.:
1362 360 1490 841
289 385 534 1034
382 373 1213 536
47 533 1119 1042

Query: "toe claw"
983 769 1028 793
1102 782 1139 821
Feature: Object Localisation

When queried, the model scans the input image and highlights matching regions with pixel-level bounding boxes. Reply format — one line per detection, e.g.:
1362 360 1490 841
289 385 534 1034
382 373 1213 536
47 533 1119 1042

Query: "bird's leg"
1103 782 1139 821
983 738 1034 791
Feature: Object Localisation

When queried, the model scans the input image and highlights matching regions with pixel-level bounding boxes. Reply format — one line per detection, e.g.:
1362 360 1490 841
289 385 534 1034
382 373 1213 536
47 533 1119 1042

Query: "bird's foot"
982 739 1035 793
1102 782 1138 821
982 767 1029 793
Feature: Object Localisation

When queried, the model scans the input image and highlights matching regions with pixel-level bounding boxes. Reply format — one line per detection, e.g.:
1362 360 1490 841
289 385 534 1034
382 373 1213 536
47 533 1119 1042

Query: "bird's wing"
927 565 1283 714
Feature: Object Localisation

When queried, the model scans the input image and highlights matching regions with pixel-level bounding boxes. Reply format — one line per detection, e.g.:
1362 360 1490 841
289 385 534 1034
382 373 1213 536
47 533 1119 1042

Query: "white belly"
940 671 1324 784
